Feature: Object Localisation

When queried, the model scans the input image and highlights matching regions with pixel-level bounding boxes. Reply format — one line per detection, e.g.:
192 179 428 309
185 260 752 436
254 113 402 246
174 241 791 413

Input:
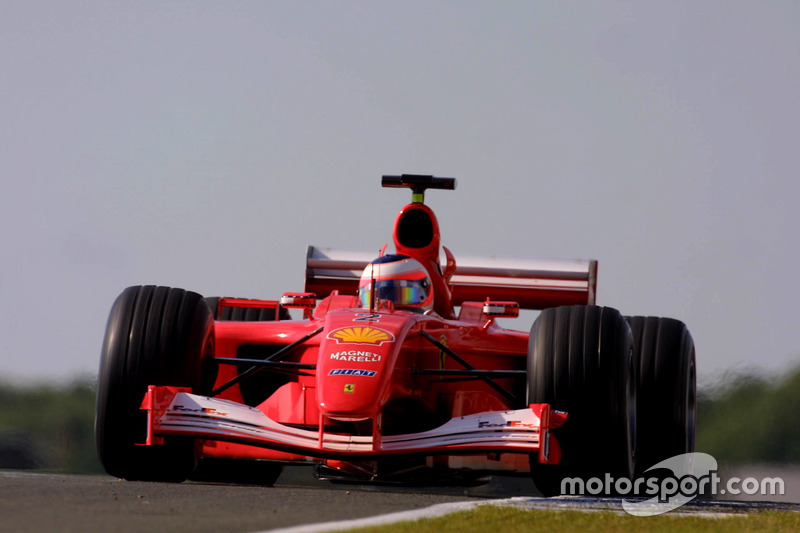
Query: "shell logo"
327 326 395 346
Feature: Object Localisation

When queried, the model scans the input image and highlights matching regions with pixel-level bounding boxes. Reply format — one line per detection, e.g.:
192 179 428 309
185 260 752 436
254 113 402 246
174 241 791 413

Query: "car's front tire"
95 285 215 481
527 305 636 496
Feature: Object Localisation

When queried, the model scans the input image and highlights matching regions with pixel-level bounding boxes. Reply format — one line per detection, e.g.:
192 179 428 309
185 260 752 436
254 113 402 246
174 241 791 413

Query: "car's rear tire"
205 295 291 407
627 316 696 474
527 305 636 496
95 285 215 481
205 297 291 321
190 458 283 485
198 295 286 483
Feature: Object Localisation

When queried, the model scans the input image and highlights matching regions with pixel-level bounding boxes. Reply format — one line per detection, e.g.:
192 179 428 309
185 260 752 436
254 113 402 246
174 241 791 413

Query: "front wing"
141 386 566 465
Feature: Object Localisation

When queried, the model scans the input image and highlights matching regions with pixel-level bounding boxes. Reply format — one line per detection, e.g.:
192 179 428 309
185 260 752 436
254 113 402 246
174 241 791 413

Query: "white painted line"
255 495 745 532
256 496 618 533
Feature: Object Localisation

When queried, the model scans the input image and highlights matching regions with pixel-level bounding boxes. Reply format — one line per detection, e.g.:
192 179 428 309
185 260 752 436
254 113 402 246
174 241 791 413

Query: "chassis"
95 175 696 494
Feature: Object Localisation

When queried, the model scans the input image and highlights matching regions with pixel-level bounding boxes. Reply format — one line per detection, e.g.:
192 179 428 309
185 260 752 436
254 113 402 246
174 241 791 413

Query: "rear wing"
305 246 597 310
448 255 597 309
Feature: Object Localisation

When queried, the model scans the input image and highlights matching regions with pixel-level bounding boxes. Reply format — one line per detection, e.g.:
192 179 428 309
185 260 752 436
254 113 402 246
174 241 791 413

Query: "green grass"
0 379 103 473
344 506 800 533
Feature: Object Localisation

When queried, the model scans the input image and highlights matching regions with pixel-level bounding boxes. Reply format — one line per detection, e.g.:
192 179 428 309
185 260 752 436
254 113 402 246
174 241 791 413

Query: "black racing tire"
627 316 696 475
205 297 291 321
197 295 290 484
190 458 283 485
95 285 216 481
204 296 291 407
527 305 636 496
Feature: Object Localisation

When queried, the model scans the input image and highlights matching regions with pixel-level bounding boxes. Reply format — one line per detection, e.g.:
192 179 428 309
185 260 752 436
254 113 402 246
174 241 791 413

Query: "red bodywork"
141 190 595 479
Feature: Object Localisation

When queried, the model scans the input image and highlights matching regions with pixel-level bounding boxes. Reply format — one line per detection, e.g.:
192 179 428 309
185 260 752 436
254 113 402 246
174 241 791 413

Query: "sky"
2 1 799 385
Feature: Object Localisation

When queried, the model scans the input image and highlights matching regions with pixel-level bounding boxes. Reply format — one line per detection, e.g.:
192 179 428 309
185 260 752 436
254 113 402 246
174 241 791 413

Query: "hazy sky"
2 1 799 384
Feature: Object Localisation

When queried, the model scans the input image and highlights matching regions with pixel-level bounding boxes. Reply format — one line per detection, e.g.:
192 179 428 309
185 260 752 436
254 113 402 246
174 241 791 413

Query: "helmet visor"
359 278 429 308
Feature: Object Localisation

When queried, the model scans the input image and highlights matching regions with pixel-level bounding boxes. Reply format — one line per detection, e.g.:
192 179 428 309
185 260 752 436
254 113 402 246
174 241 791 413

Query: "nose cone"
317 327 393 419
316 313 410 420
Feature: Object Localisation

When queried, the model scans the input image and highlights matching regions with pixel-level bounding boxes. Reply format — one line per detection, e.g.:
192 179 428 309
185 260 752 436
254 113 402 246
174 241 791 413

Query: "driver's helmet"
358 254 433 312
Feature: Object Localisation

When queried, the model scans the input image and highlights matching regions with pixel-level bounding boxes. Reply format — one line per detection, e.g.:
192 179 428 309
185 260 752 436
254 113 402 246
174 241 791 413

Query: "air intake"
396 207 434 249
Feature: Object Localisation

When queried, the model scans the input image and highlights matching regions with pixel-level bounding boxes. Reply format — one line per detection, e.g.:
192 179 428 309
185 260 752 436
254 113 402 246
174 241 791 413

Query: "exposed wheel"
527 305 636 496
198 295 287 483
205 297 290 321
190 458 283 485
205 296 291 407
627 316 696 474
95 285 215 481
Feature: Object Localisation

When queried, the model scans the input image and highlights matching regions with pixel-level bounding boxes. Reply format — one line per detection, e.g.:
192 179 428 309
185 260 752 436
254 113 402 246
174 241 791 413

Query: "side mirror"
482 300 520 318
280 292 317 310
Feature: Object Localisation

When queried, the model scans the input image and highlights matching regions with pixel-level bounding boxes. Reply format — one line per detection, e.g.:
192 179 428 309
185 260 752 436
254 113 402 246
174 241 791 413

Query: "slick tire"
204 296 290 407
190 458 283 486
527 305 636 496
627 316 696 475
196 297 288 483
95 285 216 481
205 297 291 321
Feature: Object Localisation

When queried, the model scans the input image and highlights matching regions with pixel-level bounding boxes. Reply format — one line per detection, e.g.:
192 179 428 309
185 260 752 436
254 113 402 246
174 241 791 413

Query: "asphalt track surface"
2 468 799 533
0 469 476 533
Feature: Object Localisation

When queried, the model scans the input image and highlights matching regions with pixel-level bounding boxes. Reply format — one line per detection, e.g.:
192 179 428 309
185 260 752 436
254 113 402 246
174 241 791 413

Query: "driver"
358 254 433 312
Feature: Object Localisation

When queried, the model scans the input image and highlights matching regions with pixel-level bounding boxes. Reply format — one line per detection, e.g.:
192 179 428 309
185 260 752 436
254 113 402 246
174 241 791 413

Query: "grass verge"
344 505 800 533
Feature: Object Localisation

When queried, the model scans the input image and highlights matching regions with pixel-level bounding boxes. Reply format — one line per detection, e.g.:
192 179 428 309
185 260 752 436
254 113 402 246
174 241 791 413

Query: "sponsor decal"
478 420 535 429
344 384 355 393
329 369 377 377
329 350 382 362
172 405 228 416
438 335 448 369
327 326 395 346
353 313 381 322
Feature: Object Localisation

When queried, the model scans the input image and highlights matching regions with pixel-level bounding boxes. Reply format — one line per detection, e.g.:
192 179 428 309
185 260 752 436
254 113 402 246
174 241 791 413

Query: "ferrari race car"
95 175 696 495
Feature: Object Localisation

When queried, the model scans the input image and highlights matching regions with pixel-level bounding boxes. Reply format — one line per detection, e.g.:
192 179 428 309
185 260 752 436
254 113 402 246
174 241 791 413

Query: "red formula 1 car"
95 175 696 494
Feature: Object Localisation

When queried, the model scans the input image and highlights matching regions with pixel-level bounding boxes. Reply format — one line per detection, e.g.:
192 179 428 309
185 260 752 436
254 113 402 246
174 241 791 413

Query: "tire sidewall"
628 316 696 474
527 305 636 493
95 286 215 480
